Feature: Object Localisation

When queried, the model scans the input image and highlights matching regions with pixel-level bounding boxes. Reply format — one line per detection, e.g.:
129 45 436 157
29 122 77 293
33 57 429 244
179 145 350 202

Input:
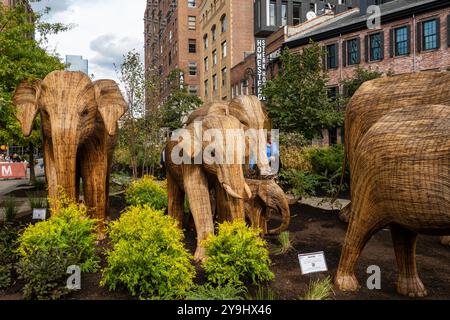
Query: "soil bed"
1 199 449 300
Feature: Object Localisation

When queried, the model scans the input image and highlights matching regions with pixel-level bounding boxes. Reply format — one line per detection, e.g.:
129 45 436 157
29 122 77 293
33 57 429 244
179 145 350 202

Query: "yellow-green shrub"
125 176 168 210
202 220 274 286
101 205 195 299
16 200 98 300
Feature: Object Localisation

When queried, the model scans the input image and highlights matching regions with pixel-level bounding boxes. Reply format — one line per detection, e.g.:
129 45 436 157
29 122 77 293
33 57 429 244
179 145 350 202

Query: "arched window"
220 14 227 33
203 34 208 49
211 24 217 41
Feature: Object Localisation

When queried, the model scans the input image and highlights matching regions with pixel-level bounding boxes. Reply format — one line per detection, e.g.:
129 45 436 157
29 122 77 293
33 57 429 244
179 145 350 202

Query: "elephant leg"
79 144 108 239
183 164 214 262
43 136 59 213
335 205 383 292
390 224 427 297
167 171 185 228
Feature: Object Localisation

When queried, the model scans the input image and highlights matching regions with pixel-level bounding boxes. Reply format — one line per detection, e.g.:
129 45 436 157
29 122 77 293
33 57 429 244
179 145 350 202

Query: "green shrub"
101 205 195 300
16 199 99 300
307 144 346 178
279 169 320 198
186 283 246 300
125 176 168 210
0 224 21 289
202 220 274 286
2 197 18 222
246 285 277 300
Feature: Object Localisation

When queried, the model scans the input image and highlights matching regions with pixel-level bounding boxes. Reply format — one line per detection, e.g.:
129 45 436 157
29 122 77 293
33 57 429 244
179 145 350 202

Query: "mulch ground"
1 195 449 300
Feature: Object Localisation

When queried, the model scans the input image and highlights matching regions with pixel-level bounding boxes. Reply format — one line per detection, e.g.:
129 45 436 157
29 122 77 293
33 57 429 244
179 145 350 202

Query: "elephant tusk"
223 183 243 199
244 183 252 199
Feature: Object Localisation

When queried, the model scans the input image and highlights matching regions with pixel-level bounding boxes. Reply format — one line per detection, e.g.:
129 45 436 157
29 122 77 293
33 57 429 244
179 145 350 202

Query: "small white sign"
298 251 328 275
32 208 47 221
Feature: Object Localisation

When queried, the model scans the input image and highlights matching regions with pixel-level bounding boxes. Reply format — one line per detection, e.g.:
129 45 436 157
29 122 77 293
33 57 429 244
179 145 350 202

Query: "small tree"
0 1 69 183
262 43 343 140
160 69 202 130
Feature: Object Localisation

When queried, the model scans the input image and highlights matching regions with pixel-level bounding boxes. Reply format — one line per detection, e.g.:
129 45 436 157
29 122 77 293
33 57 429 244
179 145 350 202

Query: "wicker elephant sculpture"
244 179 290 235
13 71 127 233
336 73 450 298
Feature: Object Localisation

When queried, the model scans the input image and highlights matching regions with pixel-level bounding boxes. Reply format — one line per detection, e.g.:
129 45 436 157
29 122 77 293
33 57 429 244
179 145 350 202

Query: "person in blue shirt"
249 132 279 174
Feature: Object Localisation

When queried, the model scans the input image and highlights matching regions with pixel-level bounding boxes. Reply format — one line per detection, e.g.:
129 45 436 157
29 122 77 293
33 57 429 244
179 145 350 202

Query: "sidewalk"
299 196 350 211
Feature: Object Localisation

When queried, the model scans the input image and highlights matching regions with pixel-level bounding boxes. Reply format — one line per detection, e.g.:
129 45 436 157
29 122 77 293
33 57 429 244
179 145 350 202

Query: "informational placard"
32 208 47 221
255 38 267 101
298 251 328 275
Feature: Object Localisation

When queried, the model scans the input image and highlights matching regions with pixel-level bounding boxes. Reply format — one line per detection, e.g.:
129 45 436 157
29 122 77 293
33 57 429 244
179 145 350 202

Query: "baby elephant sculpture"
244 179 290 235
13 71 127 232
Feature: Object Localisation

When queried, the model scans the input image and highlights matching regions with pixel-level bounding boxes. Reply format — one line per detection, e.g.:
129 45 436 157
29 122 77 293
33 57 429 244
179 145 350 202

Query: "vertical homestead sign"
255 38 267 101
0 163 27 179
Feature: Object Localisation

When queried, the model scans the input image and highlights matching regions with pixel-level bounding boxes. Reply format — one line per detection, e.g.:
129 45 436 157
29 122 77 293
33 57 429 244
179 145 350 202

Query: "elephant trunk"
53 141 78 201
264 183 291 235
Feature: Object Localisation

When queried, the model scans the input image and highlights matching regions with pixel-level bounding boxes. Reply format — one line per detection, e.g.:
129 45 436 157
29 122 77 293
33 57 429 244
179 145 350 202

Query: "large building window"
211 25 217 41
422 19 438 50
204 57 209 72
188 63 197 76
188 0 196 8
203 34 208 49
212 74 218 92
188 16 196 30
188 85 198 96
213 49 217 65
369 33 383 61
204 79 209 97
326 43 338 69
188 39 196 53
269 1 276 26
220 15 227 33
293 2 301 25
394 26 409 56
221 41 227 58
281 1 288 26
347 38 360 65
221 68 227 87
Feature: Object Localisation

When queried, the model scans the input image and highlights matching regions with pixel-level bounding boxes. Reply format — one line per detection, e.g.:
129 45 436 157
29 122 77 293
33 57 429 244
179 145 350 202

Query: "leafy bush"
202 220 274 286
16 199 99 300
101 205 195 299
0 224 21 289
2 197 18 222
186 283 246 300
279 169 320 198
307 144 345 177
125 175 168 210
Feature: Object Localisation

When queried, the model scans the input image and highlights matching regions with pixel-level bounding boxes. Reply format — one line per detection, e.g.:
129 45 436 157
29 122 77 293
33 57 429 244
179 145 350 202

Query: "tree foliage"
341 66 384 99
262 43 343 139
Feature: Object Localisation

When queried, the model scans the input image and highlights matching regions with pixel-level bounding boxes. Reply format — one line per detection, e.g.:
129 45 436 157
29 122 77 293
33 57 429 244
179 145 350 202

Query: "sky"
30 0 146 82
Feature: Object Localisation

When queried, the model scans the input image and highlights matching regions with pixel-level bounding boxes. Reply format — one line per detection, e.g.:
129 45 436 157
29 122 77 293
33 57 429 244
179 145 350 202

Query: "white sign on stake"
32 208 47 221
298 251 328 275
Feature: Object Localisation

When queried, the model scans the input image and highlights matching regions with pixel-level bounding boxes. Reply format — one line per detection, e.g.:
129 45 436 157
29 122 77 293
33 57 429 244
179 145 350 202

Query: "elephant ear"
94 79 127 136
13 80 41 137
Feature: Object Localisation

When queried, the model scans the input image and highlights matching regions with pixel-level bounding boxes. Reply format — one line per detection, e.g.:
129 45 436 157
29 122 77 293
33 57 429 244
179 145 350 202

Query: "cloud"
90 34 143 75
31 0 73 16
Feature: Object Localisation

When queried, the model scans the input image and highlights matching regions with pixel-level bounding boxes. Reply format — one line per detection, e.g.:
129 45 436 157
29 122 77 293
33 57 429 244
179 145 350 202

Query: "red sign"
0 163 27 179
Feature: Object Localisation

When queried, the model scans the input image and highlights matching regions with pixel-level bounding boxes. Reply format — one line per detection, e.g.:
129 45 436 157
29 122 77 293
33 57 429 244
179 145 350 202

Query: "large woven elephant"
336 73 450 297
13 71 127 232
166 112 252 261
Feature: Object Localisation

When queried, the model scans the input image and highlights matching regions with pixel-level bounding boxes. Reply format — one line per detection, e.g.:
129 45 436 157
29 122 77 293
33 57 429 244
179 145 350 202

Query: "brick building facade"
144 0 201 108
199 0 254 102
